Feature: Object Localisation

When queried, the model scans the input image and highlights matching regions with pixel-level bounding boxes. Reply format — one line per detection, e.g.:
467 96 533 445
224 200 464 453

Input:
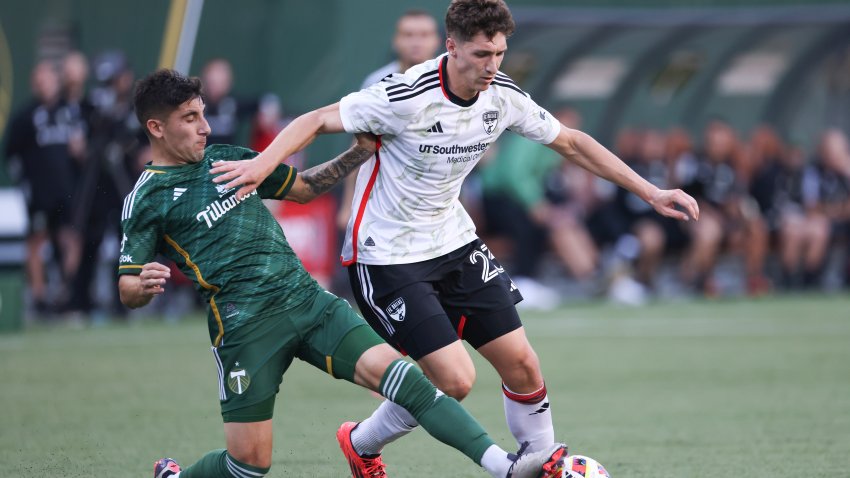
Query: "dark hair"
133 69 203 134
445 0 514 42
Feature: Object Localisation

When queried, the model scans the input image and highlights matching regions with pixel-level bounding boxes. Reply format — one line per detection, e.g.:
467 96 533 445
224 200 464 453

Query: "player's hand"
210 154 277 200
139 262 171 297
354 132 379 153
648 188 699 222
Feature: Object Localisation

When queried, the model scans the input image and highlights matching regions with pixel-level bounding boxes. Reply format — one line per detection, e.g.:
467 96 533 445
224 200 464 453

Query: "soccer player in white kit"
211 1 699 476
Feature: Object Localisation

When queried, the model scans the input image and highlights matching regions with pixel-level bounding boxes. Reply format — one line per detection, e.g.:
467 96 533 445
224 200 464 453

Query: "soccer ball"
563 455 610 478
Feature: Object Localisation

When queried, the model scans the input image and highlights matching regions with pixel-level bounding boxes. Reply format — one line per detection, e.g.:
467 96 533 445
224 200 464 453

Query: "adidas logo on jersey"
173 187 187 201
364 236 376 247
215 183 234 197
426 121 443 133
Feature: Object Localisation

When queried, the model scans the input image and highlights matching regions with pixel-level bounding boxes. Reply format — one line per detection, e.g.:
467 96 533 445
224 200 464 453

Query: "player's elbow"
284 180 316 204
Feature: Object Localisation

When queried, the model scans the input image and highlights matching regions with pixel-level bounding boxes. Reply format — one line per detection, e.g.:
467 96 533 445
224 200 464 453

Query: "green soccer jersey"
118 144 319 346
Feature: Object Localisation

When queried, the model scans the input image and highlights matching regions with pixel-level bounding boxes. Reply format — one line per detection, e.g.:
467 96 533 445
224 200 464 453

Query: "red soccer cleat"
336 421 388 477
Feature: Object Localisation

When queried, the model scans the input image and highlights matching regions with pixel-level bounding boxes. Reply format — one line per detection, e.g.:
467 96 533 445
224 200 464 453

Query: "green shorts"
211 289 385 422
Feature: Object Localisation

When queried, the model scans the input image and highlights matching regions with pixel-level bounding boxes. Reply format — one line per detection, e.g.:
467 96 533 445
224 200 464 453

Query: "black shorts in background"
347 239 524 360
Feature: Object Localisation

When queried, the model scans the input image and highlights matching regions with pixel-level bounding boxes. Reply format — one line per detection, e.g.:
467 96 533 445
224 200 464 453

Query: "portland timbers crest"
482 110 499 135
228 365 251 395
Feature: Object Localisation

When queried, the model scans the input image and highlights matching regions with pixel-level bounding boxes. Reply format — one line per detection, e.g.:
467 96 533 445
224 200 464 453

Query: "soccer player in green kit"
121 69 566 478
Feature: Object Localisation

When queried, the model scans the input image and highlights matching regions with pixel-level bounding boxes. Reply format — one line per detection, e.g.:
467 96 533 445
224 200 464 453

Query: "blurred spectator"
678 119 770 296
812 129 850 285
249 93 306 172
66 50 143 317
62 51 94 132
250 94 285 152
3 60 82 314
200 58 254 146
360 9 442 88
749 126 829 289
619 130 690 291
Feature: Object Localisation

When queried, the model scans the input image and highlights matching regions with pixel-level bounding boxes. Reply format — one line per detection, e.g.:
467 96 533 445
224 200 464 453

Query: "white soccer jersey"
361 61 400 89
339 54 561 265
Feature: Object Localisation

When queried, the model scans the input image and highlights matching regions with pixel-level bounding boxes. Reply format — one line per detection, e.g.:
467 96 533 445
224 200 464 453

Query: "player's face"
157 97 210 165
394 15 440 67
448 32 507 97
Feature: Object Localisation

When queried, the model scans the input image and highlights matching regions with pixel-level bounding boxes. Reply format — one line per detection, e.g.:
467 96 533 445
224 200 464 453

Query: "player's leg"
175 419 273 478
25 222 49 310
442 239 554 452
297 290 566 477
345 264 478 456
162 398 275 478
351 340 565 477
157 309 300 478
476 324 553 452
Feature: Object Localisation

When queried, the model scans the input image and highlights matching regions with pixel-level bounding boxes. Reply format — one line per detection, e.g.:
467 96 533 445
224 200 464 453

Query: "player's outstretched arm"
210 103 346 199
285 133 378 204
547 124 700 222
118 262 171 309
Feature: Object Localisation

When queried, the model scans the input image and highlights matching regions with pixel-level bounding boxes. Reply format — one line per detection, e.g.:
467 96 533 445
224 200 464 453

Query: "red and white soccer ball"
563 455 610 478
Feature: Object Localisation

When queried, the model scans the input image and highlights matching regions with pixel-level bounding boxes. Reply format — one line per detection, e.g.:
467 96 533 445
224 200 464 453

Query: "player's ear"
146 118 165 139
446 37 456 57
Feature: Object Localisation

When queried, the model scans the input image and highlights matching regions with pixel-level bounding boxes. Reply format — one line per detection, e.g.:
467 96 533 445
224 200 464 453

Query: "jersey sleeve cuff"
118 264 144 275
272 166 298 199
338 94 358 133
541 115 562 145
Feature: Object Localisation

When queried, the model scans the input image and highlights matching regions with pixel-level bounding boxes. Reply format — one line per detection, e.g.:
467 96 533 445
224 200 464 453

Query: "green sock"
380 359 496 464
178 449 270 478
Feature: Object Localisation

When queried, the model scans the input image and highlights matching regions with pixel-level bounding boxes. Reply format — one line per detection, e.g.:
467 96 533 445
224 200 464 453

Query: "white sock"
502 383 555 452
480 444 512 478
350 399 419 456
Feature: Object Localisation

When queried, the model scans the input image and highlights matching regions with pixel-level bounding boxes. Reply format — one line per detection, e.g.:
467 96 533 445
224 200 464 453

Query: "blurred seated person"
812 129 850 286
610 129 691 292
749 126 829 289
677 119 770 296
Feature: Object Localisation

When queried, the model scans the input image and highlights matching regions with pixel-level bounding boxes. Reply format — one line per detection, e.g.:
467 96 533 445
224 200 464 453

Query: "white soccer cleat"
506 442 568 478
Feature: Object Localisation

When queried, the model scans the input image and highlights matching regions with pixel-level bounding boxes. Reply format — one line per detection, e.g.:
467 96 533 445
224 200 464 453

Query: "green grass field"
1 295 849 477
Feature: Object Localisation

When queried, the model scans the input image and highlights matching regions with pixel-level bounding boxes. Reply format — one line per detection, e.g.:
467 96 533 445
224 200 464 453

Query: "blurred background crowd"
1 0 849 327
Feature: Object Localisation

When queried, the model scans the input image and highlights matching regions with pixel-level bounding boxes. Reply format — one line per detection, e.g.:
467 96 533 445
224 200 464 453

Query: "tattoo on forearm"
300 145 374 198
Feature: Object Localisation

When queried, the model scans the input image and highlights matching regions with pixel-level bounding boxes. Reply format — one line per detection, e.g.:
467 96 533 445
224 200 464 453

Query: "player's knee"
505 347 543 388
354 343 403 390
440 377 474 400
431 369 476 400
